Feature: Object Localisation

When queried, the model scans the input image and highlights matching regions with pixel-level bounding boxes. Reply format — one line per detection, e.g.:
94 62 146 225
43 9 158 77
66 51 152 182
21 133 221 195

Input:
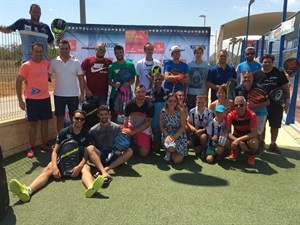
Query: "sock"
27 187 32 195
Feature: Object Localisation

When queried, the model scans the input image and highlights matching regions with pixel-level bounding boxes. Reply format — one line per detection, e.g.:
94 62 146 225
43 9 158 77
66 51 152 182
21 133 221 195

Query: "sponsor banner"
63 23 210 66
268 17 295 43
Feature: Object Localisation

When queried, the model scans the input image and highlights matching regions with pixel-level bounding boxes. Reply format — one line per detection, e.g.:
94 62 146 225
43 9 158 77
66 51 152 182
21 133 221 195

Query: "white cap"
170 45 181 53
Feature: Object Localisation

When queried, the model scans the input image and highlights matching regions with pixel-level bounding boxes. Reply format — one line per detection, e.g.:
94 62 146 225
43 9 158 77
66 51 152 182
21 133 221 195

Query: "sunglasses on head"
241 70 252 75
234 104 244 108
74 117 85 121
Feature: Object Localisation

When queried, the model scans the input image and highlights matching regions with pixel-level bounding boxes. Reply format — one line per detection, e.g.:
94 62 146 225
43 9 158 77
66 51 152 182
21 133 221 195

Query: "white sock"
27 187 32 195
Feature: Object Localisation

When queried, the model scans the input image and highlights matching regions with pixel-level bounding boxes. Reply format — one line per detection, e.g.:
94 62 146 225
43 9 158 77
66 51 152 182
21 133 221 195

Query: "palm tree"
229 37 239 65
235 38 243 66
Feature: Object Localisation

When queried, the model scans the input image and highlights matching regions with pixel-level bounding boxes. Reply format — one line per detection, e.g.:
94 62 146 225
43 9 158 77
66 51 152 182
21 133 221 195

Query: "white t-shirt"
49 56 83 96
136 58 161 90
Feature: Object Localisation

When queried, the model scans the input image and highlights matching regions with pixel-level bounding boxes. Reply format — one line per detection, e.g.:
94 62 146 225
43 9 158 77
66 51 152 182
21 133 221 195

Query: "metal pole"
80 0 86 24
245 0 255 50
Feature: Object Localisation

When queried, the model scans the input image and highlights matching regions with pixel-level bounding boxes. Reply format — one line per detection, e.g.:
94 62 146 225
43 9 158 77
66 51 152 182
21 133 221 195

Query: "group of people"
2 4 290 202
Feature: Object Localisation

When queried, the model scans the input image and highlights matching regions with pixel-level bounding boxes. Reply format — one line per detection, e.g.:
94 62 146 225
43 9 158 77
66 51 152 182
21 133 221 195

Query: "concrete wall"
0 117 57 159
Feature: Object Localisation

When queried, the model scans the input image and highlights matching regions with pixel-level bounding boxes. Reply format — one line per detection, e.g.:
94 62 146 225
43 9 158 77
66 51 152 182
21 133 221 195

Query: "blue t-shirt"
9 19 54 62
207 64 237 101
163 60 189 92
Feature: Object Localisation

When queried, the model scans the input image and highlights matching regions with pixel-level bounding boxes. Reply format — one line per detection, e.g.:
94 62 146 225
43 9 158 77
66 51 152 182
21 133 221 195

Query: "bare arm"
0 26 13 33
77 75 85 103
16 75 25 110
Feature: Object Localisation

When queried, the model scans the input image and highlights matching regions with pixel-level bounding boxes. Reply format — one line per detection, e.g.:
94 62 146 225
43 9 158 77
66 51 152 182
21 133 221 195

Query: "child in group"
187 95 213 157
206 105 228 163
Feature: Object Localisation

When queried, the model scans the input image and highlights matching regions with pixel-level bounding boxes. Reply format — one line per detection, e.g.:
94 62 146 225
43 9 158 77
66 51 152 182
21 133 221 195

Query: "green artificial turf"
1 144 300 225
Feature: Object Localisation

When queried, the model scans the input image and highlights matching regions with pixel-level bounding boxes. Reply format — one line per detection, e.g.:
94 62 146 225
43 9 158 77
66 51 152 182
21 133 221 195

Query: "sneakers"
268 143 282 154
9 179 30 202
247 154 255 166
229 150 238 161
27 148 34 158
164 151 171 161
41 143 53 152
85 175 104 198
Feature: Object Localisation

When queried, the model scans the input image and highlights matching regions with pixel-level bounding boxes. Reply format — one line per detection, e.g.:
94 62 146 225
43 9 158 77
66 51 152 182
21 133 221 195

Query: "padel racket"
51 18 67 41
106 132 131 162
283 57 300 77
170 69 184 93
115 68 132 91
57 139 79 177
226 78 237 100
148 65 162 78
247 87 268 104
269 87 287 106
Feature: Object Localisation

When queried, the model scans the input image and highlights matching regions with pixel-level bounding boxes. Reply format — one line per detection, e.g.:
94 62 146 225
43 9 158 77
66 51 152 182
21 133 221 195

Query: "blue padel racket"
106 133 131 162
115 68 132 91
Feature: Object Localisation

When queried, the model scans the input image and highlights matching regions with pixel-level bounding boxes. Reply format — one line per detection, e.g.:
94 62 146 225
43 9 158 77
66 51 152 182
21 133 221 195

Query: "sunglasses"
168 99 177 103
241 70 252 75
96 48 106 52
246 53 254 56
74 117 85 121
234 104 244 108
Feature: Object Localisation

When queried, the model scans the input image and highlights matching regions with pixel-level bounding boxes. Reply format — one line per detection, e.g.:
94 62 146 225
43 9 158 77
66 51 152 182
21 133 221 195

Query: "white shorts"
256 115 267 135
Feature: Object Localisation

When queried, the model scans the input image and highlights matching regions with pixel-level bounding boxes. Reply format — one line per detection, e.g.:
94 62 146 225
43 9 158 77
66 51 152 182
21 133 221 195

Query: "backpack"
82 100 99 129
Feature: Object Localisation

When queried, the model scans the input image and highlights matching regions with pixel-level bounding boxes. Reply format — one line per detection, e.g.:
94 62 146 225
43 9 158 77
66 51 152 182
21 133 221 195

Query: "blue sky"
0 0 299 54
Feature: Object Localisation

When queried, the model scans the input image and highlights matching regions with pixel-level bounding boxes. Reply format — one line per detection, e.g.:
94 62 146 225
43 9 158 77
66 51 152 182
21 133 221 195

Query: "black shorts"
26 98 52 122
186 94 197 111
54 95 79 117
267 101 283 128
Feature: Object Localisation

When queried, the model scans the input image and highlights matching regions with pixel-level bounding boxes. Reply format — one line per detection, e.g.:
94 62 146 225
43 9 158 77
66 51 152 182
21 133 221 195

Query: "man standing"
253 54 290 154
48 40 85 132
9 110 107 201
123 85 155 157
206 50 237 102
227 96 258 166
16 43 52 158
81 42 112 105
163 45 189 93
108 45 136 123
187 45 210 111
135 42 161 90
0 4 55 62
88 105 133 175
146 66 170 153
236 47 261 84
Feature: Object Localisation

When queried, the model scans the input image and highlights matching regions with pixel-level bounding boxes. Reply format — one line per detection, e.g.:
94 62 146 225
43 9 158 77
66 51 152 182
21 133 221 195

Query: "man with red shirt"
16 42 52 158
226 96 258 166
81 42 112 105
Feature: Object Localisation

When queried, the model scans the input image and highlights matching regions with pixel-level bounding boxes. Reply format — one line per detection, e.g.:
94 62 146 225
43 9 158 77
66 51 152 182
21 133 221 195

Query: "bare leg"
29 121 38 146
85 146 110 178
40 119 49 143
56 116 64 133
104 148 133 172
81 164 93 188
270 127 279 143
29 162 53 193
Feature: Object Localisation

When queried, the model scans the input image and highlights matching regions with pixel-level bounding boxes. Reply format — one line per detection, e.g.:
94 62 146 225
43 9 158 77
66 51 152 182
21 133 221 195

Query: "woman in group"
159 93 187 163
209 85 234 116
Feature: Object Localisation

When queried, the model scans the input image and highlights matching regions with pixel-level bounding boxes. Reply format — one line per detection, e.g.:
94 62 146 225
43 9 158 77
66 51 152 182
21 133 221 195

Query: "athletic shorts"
186 94 197 111
26 98 52 122
54 95 79 117
256 115 267 135
151 126 162 142
267 102 283 128
135 132 151 149
100 150 118 168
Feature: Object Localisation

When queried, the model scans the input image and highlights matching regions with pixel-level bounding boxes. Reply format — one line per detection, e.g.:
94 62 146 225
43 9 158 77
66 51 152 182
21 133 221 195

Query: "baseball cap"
215 105 226 113
170 45 181 53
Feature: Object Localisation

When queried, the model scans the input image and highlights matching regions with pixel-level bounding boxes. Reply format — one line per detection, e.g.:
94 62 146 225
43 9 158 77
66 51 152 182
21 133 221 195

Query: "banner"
268 17 295 43
63 23 211 66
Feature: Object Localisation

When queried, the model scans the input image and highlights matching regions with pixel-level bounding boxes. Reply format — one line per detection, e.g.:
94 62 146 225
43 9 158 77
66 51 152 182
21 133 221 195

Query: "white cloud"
233 5 248 13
